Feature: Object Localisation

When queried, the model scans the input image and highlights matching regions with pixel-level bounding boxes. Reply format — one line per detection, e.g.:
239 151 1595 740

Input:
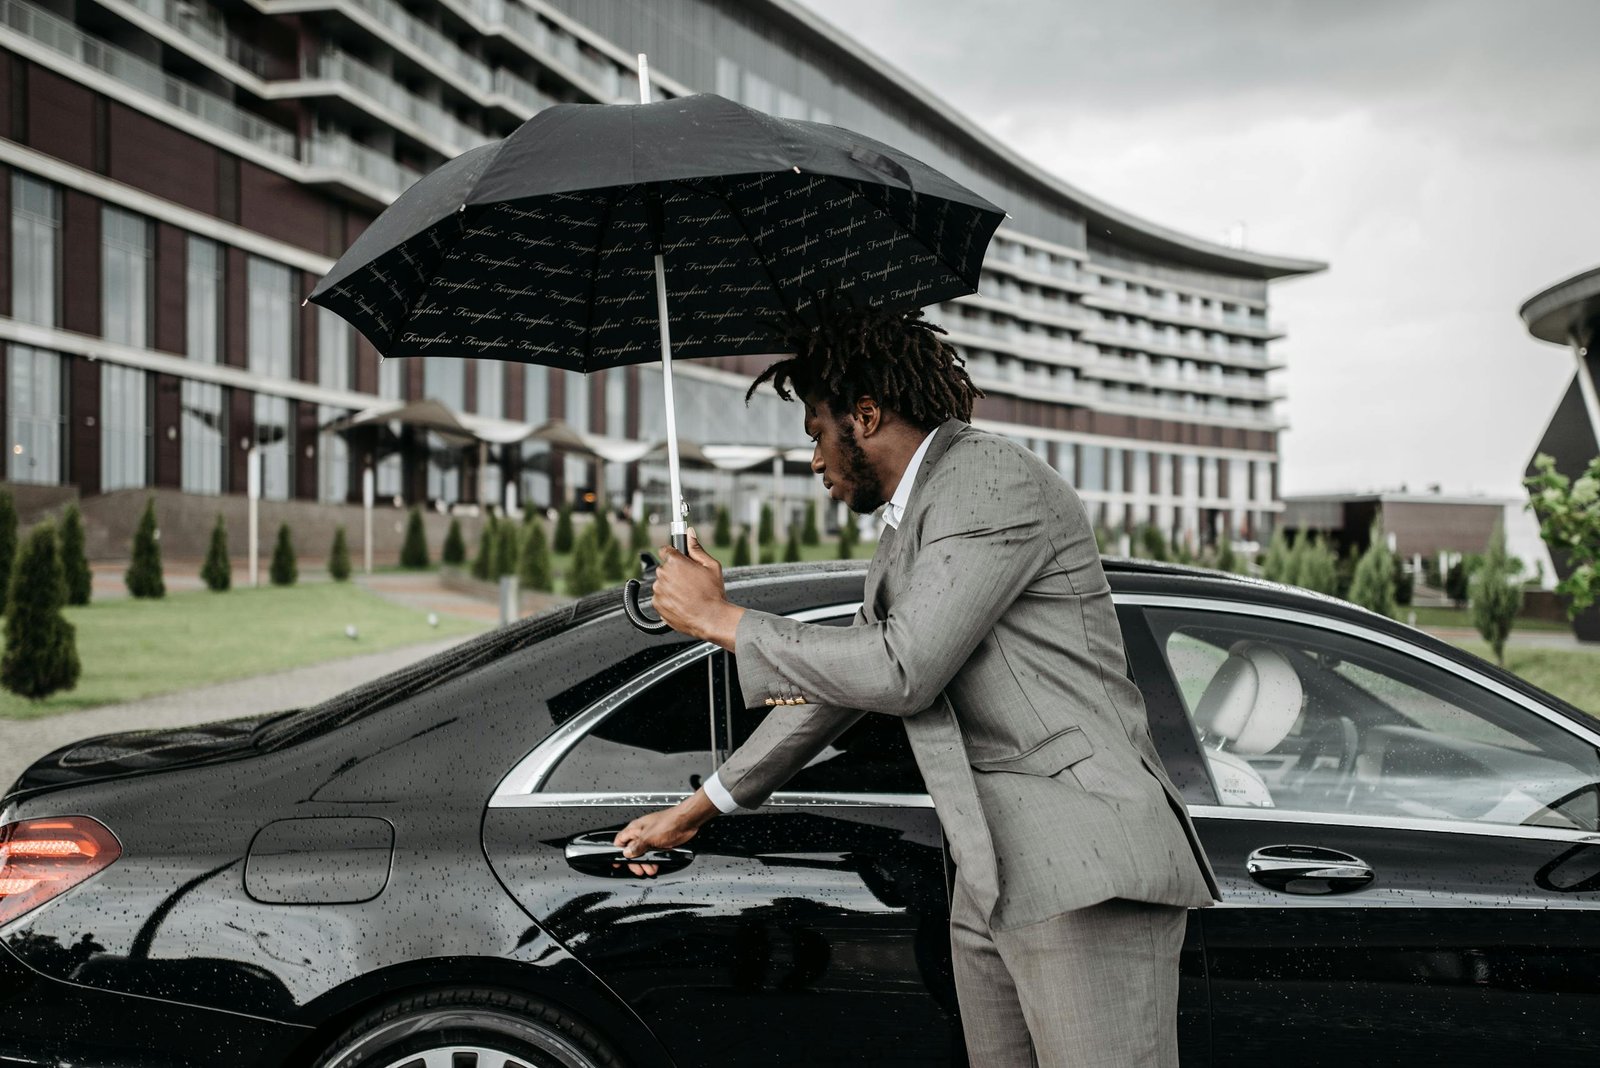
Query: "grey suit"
717 418 1217 1064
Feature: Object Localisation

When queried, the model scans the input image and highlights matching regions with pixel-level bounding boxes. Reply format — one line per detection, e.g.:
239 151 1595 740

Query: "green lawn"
0 583 487 720
1406 605 1572 633
1440 639 1600 717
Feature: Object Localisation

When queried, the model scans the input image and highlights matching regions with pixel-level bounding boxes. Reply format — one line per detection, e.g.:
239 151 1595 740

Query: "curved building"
0 0 1322 556
1519 266 1600 641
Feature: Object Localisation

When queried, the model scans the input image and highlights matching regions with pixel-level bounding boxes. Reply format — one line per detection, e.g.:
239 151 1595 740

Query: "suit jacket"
717 418 1219 930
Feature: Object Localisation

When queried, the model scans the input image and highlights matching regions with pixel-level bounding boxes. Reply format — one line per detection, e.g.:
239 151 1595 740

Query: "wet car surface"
1 559 1597 1066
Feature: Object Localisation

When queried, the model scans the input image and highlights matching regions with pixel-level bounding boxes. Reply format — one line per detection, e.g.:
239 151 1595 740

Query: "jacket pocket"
970 726 1094 777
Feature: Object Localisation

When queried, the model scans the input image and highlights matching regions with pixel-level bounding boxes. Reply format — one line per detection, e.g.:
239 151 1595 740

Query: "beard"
836 413 886 514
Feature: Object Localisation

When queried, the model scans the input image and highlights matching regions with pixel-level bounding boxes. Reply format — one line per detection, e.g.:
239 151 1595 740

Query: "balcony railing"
121 0 273 76
347 0 493 92
492 65 557 113
3 0 298 158
303 46 495 152
307 129 422 194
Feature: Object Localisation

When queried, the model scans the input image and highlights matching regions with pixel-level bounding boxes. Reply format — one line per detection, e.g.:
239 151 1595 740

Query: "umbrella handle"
621 535 685 634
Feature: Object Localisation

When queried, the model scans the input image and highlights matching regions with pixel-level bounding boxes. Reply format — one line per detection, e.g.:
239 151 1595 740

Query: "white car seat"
1192 640 1305 807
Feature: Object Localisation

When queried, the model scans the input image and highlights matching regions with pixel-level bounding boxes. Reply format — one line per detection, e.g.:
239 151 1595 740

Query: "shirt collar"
882 427 937 530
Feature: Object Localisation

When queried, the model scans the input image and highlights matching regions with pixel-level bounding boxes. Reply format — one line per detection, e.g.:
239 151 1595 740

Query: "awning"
323 397 478 448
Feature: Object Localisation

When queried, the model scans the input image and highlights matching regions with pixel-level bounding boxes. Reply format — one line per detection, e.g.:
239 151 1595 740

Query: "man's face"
803 397 886 514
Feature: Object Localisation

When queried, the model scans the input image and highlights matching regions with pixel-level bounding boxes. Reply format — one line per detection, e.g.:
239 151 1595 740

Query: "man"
615 306 1218 1066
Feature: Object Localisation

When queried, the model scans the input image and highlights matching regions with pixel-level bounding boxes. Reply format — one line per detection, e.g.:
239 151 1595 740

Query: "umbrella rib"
580 186 621 375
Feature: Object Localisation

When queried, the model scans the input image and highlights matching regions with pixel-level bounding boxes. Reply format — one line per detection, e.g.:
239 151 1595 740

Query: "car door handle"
564 832 694 877
1247 844 1374 895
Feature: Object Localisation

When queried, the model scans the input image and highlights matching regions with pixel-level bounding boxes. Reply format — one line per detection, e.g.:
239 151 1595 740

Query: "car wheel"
312 988 624 1068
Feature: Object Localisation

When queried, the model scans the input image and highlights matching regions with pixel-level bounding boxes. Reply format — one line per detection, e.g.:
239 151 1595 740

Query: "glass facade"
11 175 59 327
182 236 225 495
101 363 150 491
476 360 503 419
319 307 352 504
101 207 153 347
7 345 64 485
247 256 295 500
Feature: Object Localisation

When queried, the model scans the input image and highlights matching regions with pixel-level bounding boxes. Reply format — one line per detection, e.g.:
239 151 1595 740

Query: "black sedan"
2 559 1598 1067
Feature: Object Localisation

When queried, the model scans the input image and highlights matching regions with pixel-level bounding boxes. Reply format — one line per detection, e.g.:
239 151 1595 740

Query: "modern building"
0 0 1323 558
1519 264 1600 641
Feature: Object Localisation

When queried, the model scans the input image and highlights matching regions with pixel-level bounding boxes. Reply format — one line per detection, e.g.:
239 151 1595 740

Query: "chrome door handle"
565 832 694 877
1247 844 1374 895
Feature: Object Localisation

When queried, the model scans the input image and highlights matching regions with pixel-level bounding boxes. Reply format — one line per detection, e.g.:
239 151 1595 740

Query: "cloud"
797 0 1600 498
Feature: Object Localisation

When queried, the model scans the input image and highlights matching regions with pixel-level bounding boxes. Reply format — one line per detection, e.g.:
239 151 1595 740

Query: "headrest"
1193 639 1303 755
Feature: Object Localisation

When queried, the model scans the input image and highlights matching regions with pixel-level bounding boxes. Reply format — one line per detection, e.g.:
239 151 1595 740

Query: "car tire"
311 987 625 1068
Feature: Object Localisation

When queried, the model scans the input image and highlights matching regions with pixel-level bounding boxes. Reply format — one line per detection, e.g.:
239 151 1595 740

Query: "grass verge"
1442 638 1600 717
0 583 487 720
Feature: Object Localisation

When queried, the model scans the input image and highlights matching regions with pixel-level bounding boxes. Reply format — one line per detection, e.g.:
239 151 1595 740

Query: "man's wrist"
674 787 722 828
705 602 745 652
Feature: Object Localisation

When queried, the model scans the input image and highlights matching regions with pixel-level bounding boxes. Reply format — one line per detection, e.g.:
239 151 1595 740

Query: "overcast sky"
797 0 1597 507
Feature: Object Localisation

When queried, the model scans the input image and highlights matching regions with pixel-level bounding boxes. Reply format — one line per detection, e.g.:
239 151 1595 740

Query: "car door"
1122 595 1600 1064
483 604 961 1068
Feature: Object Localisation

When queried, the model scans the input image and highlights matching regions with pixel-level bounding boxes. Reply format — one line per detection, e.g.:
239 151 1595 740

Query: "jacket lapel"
860 419 968 622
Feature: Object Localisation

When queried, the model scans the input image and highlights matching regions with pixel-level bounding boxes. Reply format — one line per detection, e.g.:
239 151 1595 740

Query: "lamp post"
246 444 260 588
362 463 374 575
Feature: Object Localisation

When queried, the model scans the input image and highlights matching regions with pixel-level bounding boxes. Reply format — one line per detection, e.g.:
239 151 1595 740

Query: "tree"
566 527 604 597
1215 537 1238 574
802 501 820 545
399 508 429 569
1392 553 1414 607
125 497 165 599
441 518 466 566
59 503 91 606
1446 555 1478 608
1470 525 1524 667
759 543 777 565
1139 524 1170 563
553 503 575 554
601 536 626 584
329 526 351 582
1283 530 1310 588
631 516 651 556
201 514 231 592
0 490 15 606
593 511 613 550
1347 521 1398 618
1296 537 1339 595
269 524 297 586
471 520 495 581
1 523 79 700
758 504 775 546
494 518 520 578
519 517 553 592
1093 524 1113 554
784 524 802 563
732 529 752 567
837 516 856 560
1524 452 1600 617
714 506 732 548
1260 527 1292 583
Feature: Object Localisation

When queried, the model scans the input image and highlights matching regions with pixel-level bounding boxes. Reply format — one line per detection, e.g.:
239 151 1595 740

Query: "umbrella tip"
793 165 801 174
300 298 309 307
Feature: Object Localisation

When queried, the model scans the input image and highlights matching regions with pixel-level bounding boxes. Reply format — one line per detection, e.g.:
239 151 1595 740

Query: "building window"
247 256 295 500
101 363 150 491
742 71 775 113
182 236 224 495
378 356 402 400
7 345 64 484
1079 444 1106 492
1106 447 1124 494
564 371 589 431
715 57 740 99
476 360 503 419
424 358 465 410
12 175 60 327
102 207 153 347
318 307 352 505
525 364 548 424
605 367 626 435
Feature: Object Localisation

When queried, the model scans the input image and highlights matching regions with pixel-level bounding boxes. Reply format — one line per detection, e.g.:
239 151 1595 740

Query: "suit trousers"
949 876 1186 1067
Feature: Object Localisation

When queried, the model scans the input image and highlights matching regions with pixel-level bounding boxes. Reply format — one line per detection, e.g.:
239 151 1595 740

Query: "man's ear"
854 396 881 437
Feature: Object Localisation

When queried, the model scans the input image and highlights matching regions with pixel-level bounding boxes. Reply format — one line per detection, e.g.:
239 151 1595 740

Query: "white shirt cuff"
703 771 743 814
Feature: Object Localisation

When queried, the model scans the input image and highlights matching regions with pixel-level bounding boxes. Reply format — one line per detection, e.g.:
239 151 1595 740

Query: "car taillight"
0 816 120 926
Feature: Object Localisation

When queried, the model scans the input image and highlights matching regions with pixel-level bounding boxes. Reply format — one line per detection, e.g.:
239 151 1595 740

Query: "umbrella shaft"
654 252 688 538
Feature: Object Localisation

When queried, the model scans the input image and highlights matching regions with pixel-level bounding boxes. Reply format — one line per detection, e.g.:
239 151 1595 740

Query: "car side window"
724 648 927 796
1145 607 1600 832
542 656 713 794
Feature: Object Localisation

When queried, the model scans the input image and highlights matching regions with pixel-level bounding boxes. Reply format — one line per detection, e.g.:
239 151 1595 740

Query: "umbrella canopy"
306 93 1004 369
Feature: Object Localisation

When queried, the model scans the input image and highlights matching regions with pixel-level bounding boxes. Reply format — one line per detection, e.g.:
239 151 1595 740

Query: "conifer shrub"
732 529 752 567
329 526 352 582
495 518 520 578
1 522 79 700
269 524 297 586
399 507 429 569
1347 522 1398 618
553 503 575 554
758 504 775 546
784 525 802 563
200 514 231 592
125 498 165 599
519 518 553 592
441 518 466 566
0 490 16 606
714 506 732 548
471 521 494 581
602 536 626 584
566 527 604 597
59 503 91 606
802 501 820 545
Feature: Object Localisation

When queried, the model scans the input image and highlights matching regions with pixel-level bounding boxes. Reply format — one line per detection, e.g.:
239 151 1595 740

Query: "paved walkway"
0 636 471 790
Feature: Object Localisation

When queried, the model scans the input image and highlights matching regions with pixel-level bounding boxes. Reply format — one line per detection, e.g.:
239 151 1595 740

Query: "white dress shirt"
703 426 939 814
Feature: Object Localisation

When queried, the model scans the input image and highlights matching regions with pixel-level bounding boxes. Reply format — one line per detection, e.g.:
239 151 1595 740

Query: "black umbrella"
308 66 1004 630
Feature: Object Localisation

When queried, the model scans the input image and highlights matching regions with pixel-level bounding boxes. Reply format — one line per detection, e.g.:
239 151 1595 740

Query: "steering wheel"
1291 715 1359 803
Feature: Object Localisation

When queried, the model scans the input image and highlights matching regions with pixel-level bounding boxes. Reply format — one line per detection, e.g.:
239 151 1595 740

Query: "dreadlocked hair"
745 303 983 429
